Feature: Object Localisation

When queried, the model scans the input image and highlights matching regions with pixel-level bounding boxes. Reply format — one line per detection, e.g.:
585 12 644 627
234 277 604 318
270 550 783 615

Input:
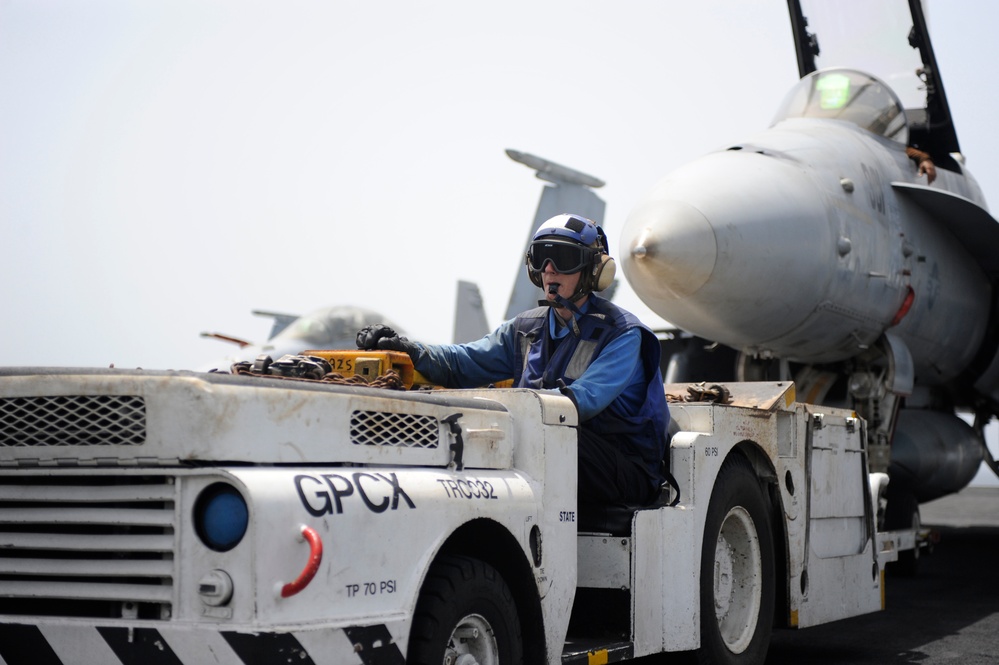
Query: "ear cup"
593 255 616 292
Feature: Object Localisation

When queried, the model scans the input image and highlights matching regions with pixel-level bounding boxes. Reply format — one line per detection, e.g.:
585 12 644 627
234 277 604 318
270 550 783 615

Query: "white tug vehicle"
0 350 909 665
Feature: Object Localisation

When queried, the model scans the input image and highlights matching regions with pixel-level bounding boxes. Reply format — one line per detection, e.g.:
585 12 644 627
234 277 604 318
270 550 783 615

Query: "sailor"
357 213 669 508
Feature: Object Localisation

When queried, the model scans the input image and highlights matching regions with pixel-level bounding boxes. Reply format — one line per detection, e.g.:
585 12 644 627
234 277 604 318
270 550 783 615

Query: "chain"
666 381 732 404
230 364 407 390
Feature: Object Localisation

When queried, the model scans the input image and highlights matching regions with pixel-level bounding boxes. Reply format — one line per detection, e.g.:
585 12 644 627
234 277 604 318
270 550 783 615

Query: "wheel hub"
713 505 763 654
444 613 498 665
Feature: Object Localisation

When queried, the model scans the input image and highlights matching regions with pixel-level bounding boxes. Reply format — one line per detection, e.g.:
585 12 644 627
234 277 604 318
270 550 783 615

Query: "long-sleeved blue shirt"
411 302 646 422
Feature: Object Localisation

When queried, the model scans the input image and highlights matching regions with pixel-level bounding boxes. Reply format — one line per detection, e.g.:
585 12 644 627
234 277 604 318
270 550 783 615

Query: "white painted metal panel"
576 535 630 589
632 509 666 658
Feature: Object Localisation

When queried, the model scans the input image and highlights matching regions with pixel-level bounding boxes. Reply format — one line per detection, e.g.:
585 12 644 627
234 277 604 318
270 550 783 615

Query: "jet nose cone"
620 150 831 351
623 199 716 299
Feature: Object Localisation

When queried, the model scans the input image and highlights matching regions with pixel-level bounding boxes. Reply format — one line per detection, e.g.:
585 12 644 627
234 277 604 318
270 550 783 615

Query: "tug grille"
0 474 176 620
350 410 439 448
0 395 146 447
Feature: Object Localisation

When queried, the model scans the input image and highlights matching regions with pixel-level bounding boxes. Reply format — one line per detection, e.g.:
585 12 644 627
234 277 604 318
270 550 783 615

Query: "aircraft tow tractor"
0 351 918 665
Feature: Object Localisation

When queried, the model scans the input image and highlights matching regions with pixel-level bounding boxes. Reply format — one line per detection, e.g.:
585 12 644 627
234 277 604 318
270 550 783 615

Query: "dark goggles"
527 241 594 274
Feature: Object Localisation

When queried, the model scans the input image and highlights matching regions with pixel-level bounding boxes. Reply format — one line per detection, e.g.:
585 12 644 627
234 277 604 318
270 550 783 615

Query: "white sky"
3 0 996 370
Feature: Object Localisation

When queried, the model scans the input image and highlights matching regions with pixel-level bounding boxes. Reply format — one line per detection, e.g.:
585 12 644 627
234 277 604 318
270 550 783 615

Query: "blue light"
196 484 249 552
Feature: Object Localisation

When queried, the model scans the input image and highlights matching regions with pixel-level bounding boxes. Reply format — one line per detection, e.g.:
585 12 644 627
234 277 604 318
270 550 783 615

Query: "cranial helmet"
525 213 616 297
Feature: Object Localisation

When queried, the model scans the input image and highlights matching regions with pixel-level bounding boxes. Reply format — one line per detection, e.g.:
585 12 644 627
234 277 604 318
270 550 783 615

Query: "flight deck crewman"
356 213 670 510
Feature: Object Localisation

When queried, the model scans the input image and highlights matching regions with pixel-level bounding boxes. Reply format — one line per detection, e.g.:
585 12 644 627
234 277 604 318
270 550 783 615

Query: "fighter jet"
200 305 406 371
618 0 999 522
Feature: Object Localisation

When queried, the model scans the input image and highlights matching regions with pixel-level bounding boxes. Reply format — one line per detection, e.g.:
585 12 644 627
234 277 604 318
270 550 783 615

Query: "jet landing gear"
847 334 914 476
974 411 999 482
850 334 932 575
882 485 923 576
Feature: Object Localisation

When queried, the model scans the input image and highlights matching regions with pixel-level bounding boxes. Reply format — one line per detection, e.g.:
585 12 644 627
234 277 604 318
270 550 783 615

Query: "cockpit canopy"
273 306 405 348
772 68 908 144
786 0 960 164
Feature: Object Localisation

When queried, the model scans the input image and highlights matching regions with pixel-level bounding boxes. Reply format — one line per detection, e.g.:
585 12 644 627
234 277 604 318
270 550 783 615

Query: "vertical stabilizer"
452 280 491 343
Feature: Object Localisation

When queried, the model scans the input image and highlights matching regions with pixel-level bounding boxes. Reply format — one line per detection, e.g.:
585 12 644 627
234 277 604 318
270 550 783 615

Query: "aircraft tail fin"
452 280 491 343
251 310 301 340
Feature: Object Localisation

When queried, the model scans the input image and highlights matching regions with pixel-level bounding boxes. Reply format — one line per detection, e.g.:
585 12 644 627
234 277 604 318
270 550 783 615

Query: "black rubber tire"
407 554 523 665
884 487 921 577
697 454 775 665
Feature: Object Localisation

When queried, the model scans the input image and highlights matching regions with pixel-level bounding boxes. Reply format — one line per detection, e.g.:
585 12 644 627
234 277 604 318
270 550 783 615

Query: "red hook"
280 525 323 598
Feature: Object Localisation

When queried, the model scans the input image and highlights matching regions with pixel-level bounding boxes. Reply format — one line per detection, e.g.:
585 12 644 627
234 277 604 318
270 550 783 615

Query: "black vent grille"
0 395 146 446
350 410 439 449
0 474 176 620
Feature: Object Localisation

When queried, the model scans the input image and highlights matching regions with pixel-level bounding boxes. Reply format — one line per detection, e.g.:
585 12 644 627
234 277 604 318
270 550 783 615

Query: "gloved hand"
356 324 394 350
356 324 420 359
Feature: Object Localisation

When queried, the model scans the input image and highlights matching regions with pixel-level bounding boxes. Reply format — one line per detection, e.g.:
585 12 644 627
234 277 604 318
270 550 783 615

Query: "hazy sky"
3 0 995 370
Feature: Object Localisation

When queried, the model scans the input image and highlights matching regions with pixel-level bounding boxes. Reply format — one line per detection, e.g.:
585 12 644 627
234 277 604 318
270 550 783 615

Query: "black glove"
356 324 397 350
356 324 420 359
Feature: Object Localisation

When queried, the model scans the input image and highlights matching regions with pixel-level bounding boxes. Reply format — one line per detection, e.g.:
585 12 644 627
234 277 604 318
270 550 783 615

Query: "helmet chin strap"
538 284 583 336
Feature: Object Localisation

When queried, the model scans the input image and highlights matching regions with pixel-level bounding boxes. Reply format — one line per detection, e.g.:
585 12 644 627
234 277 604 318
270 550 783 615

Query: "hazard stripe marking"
41 623 121 665
0 625 61 665
343 624 405 665
98 627 184 665
159 628 244 665
0 624 397 665
222 631 317 665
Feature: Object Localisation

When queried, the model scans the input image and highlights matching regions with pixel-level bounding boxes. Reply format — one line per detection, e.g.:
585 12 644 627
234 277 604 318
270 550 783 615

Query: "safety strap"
661 469 681 507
